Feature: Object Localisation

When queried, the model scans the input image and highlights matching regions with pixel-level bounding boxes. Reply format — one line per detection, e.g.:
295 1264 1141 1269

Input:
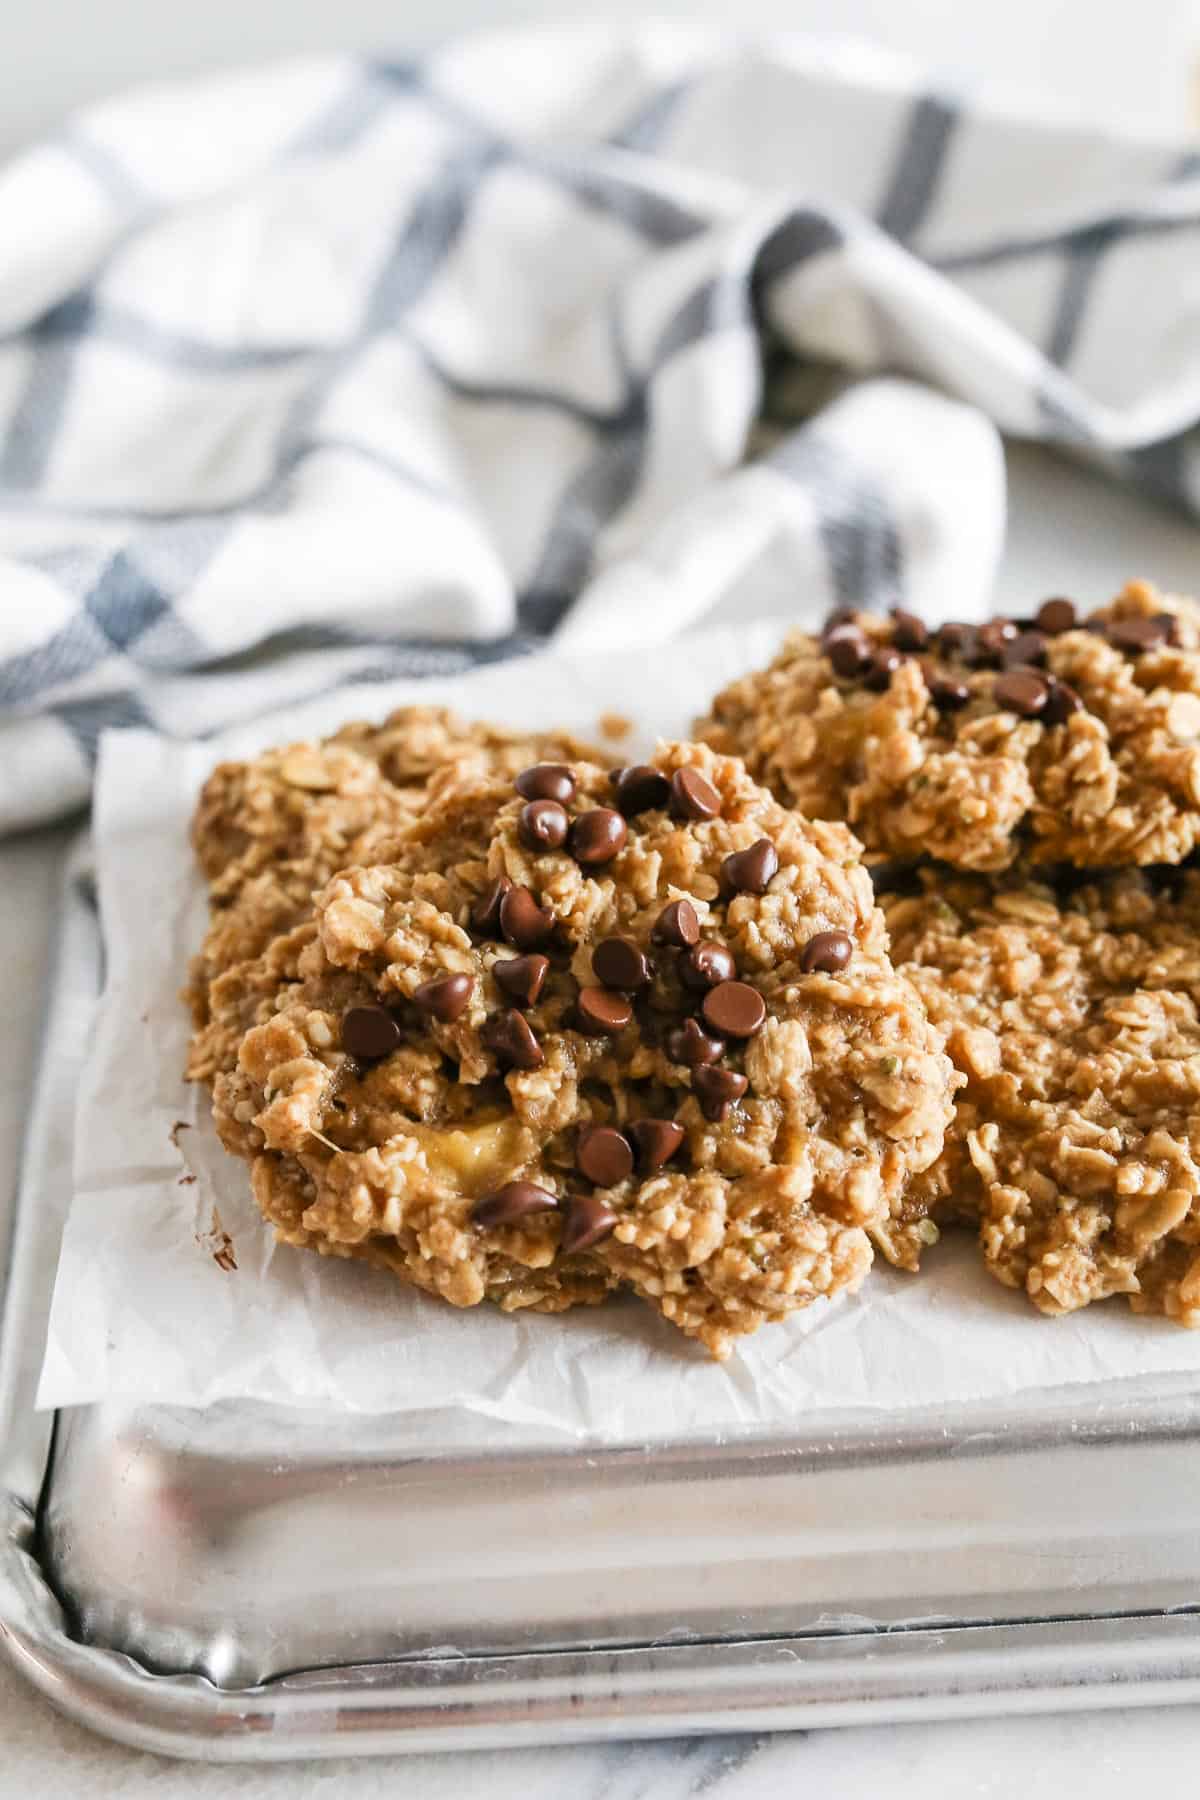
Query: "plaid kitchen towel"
1 23 1197 834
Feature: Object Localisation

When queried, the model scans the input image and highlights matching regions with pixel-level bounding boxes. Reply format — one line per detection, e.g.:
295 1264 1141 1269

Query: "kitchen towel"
1 21 1196 833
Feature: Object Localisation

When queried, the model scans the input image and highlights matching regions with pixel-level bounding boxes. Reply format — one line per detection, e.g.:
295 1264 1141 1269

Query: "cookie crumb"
598 712 632 741
196 1207 238 1272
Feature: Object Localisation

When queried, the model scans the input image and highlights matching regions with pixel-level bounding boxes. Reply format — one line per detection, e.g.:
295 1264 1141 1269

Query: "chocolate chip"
978 618 1019 665
608 766 626 787
473 1181 558 1228
515 763 576 804
680 941 736 992
412 972 474 1022
1043 677 1083 726
800 929 853 973
701 980 766 1039
575 987 633 1036
614 764 670 817
576 1124 634 1187
825 624 872 678
592 936 651 992
559 1193 618 1254
1002 628 1047 668
891 609 928 652
937 621 979 662
652 898 700 948
570 808 628 866
1106 615 1174 653
867 859 920 896
470 875 513 937
1043 676 1079 727
865 647 904 691
492 953 549 1008
669 767 722 821
629 1118 685 1172
1036 597 1077 635
928 673 971 711
667 1018 724 1066
341 1005 402 1061
821 606 858 638
985 615 1018 640
482 1008 545 1070
693 1065 748 1123
499 885 554 950
518 798 569 852
721 838 778 896
993 667 1050 718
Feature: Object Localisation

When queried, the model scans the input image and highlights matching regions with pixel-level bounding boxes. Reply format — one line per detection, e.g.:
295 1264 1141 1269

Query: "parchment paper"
37 624 1200 1434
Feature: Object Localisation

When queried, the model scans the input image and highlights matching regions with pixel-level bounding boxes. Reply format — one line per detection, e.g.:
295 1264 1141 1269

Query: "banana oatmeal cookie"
698 581 1200 872
186 707 597 1081
885 868 1200 1326
209 742 958 1357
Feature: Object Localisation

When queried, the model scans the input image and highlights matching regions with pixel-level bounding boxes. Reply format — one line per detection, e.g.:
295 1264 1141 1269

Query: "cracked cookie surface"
698 582 1200 872
885 869 1200 1325
210 743 957 1357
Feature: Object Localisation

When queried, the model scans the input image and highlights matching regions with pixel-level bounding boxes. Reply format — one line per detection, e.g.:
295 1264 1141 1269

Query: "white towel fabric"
1 22 1197 835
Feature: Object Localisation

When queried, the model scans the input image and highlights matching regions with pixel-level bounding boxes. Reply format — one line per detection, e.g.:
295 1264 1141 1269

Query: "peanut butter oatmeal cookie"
209 743 957 1357
885 868 1200 1325
186 707 597 1080
698 581 1200 872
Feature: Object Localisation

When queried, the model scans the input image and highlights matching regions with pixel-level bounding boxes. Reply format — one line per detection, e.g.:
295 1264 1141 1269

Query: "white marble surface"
2 441 1200 1786
4 1681 1200 1799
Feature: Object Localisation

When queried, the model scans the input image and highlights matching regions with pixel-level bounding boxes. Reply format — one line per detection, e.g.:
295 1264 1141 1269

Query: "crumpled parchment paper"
37 626 1200 1435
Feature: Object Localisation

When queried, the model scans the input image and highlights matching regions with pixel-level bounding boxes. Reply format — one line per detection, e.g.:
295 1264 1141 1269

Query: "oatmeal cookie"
885 868 1200 1325
698 581 1200 872
186 708 598 1078
211 744 957 1357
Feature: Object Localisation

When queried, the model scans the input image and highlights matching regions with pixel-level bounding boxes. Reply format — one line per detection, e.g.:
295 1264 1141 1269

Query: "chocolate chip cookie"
210 743 957 1357
885 868 1200 1325
698 581 1200 872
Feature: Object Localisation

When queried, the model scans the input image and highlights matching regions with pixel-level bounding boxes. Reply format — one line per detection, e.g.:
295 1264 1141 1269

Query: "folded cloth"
0 23 1195 835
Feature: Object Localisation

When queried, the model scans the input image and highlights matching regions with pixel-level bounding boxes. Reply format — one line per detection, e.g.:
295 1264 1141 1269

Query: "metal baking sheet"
3 858 1200 1761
